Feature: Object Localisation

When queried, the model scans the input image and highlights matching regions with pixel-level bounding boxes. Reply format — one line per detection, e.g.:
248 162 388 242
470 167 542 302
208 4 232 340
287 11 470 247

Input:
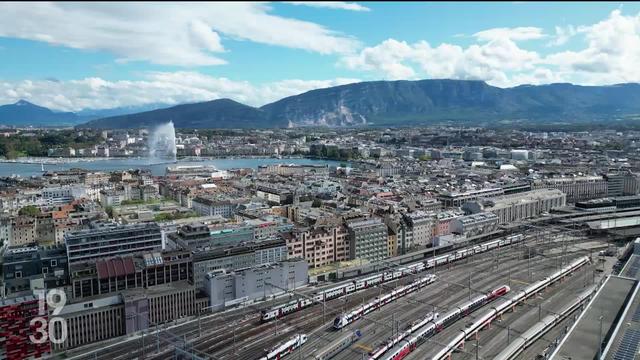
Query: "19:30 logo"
29 289 68 344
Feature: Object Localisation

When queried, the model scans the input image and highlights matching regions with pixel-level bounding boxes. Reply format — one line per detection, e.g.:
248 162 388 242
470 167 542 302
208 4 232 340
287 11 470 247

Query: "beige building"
286 225 349 268
532 176 606 203
463 189 566 224
387 232 397 258
11 216 37 246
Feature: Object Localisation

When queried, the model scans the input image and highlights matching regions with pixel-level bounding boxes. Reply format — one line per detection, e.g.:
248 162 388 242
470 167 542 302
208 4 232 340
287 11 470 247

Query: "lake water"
0 157 343 177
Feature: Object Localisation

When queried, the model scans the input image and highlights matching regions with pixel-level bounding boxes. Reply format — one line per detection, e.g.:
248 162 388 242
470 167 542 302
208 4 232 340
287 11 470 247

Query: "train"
312 332 360 360
259 333 308 360
431 256 591 360
377 285 510 360
368 312 439 360
493 285 596 360
260 234 524 322
333 274 438 330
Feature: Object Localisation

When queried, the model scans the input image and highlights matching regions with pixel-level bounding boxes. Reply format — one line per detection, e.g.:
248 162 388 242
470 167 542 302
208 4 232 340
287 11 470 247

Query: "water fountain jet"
148 121 177 164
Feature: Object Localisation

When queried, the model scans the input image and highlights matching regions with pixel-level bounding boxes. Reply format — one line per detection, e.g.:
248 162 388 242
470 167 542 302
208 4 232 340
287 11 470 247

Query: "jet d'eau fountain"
148 121 177 164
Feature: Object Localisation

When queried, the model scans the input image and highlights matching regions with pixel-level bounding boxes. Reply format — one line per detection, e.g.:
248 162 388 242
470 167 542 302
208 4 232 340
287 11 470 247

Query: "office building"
605 172 640 197
463 189 566 224
68 250 192 299
437 188 504 207
532 176 607 203
64 222 162 264
403 211 435 247
285 225 349 268
2 245 69 296
191 196 242 218
192 239 288 290
450 212 499 237
347 218 389 262
205 259 308 310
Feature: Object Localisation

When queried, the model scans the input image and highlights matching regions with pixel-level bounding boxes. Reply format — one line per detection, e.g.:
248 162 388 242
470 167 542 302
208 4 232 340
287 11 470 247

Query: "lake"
0 157 343 177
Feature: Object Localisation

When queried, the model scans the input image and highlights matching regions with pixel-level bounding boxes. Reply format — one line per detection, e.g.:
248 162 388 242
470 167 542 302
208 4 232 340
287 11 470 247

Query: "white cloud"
543 10 640 84
0 72 360 112
547 25 576 46
0 2 360 67
473 27 546 41
340 36 540 86
341 10 640 87
284 2 370 12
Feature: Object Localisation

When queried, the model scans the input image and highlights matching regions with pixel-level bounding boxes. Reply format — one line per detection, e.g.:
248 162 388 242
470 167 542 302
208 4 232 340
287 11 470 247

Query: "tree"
105 206 114 218
312 199 322 208
18 205 41 217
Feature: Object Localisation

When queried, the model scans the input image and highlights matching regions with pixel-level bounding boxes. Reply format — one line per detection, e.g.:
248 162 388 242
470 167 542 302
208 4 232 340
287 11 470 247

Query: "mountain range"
0 100 169 127
4 79 640 129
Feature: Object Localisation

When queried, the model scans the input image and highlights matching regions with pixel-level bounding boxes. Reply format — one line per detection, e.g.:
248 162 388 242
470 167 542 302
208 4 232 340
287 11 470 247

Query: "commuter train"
259 333 308 360
376 285 510 360
333 274 438 330
431 256 591 360
493 285 596 360
312 332 360 360
368 312 439 360
260 234 524 322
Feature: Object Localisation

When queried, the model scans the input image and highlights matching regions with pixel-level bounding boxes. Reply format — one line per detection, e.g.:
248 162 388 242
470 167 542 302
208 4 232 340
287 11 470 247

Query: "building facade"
463 189 566 224
347 218 389 262
192 239 288 290
450 212 499 237
403 211 435 247
532 176 607 203
205 259 308 310
285 225 349 268
64 222 163 264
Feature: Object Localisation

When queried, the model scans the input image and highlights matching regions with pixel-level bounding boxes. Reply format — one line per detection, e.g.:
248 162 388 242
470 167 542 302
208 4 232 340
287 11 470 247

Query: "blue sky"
0 2 639 111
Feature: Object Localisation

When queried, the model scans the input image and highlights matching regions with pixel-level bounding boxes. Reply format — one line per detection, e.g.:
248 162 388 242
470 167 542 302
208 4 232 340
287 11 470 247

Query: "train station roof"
550 274 636 360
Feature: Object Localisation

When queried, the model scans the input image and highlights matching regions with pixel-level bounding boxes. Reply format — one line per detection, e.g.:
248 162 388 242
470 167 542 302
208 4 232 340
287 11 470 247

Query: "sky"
1 1 640 112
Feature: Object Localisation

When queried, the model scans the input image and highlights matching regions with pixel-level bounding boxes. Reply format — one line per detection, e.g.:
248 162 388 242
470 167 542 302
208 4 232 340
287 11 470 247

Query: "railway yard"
58 225 620 360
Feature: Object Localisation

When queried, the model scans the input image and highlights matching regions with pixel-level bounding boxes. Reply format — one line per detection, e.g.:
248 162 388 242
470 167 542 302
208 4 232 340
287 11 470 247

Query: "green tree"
105 206 114 218
18 205 41 217
312 199 322 208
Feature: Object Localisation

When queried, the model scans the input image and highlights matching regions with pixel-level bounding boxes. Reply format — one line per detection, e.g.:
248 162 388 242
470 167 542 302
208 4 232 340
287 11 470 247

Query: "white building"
205 259 308 311
511 150 529 161
463 189 566 224
450 212 499 237
42 186 87 205
532 176 606 203
403 211 435 247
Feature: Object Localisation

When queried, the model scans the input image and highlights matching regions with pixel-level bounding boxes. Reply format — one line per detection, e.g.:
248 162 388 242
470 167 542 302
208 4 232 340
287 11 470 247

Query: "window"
51 259 58 267
42 267 48 274
15 271 22 278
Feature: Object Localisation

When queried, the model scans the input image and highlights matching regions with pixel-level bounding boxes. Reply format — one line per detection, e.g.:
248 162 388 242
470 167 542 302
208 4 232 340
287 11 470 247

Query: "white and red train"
430 255 591 360
333 274 438 330
261 262 426 322
376 285 511 360
368 312 440 360
260 234 524 322
259 333 308 360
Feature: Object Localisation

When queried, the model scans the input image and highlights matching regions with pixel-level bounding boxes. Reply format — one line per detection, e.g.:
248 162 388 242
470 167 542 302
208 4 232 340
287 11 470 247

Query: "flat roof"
602 255 640 360
550 275 637 360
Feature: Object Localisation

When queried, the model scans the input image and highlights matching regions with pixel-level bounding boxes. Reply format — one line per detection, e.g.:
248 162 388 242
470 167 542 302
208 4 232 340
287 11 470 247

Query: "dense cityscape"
4 2 640 360
0 123 637 359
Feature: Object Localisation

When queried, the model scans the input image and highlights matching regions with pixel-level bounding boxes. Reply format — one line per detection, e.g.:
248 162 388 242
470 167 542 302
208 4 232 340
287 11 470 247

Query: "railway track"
223 238 594 360
60 230 593 360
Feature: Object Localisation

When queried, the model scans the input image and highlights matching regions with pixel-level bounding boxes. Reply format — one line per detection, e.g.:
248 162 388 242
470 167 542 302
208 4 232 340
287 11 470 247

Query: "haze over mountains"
4 79 640 128
0 101 169 127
